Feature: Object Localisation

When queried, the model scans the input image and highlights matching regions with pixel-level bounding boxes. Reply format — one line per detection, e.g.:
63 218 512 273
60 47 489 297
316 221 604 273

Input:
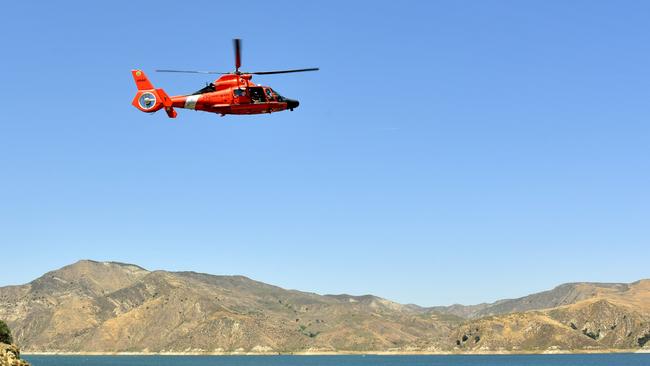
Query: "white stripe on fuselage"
184 95 200 110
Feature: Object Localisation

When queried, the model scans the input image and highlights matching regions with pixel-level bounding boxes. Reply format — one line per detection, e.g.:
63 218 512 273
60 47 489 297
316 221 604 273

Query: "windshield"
271 89 285 101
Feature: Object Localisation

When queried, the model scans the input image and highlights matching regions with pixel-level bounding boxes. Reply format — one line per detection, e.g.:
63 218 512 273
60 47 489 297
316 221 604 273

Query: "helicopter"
131 39 318 118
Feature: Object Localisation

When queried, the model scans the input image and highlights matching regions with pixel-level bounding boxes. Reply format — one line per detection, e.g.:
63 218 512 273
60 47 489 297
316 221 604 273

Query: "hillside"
0 260 648 354
0 260 455 353
445 281 650 353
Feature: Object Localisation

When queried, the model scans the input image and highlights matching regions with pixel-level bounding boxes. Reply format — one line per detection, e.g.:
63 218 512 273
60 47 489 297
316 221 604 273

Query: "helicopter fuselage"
131 71 299 118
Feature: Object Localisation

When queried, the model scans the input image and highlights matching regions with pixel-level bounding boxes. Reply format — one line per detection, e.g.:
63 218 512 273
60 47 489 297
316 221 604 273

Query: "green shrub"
0 320 13 344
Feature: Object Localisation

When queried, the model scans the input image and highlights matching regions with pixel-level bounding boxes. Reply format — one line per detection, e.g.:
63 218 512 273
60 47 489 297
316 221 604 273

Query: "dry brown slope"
0 260 456 353
2 260 648 353
446 281 650 353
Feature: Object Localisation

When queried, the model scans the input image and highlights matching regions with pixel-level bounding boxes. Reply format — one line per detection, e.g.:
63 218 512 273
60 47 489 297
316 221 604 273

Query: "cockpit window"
270 89 285 101
234 88 246 97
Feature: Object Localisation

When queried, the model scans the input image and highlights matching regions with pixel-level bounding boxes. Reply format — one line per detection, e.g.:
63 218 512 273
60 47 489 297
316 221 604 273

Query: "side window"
234 89 245 97
265 88 274 100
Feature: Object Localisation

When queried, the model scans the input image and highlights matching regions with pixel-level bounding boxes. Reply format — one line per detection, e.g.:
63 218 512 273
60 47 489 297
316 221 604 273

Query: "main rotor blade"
155 67 319 76
249 68 320 75
234 38 242 73
155 69 230 74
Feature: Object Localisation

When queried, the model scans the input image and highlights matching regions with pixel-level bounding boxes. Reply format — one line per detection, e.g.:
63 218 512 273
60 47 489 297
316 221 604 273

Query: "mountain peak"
70 259 148 271
29 259 149 296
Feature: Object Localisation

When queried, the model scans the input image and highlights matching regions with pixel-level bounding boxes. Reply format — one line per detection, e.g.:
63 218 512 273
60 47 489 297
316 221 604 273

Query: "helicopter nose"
286 99 299 110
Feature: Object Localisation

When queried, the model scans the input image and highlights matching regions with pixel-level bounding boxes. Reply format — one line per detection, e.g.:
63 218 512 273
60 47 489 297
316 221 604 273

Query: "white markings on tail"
184 95 200 110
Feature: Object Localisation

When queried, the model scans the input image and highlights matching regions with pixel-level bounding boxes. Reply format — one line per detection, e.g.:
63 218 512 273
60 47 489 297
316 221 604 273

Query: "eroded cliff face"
0 344 29 366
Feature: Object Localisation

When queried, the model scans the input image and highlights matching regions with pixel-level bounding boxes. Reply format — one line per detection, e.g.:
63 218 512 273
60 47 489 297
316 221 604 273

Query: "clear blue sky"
1 1 648 306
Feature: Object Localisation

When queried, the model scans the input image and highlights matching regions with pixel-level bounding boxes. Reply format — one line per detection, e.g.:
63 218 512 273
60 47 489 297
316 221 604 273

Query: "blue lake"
22 354 650 366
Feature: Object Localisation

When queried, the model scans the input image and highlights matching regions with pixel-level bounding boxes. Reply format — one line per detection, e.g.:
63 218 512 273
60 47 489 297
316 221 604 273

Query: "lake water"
22 354 650 366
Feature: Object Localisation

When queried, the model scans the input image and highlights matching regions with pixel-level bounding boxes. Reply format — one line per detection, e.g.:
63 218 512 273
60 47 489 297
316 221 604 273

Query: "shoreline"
23 349 649 356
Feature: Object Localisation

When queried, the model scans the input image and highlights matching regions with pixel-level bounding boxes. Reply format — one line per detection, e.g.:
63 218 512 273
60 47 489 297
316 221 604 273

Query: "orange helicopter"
131 39 318 118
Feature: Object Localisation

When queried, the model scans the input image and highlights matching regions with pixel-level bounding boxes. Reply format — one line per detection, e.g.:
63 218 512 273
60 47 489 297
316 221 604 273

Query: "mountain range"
0 260 648 354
